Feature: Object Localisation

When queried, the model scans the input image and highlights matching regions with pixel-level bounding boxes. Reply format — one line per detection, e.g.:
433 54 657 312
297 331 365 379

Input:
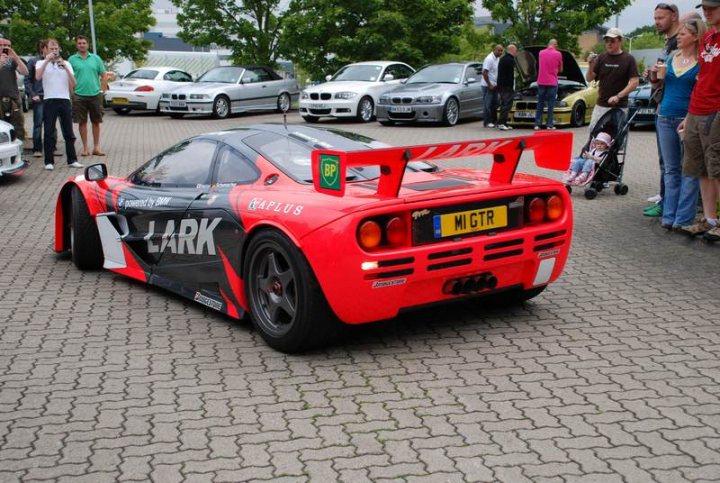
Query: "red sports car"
54 124 573 352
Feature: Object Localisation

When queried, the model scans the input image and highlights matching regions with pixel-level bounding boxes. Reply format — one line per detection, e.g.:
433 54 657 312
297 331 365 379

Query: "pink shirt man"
538 41 563 86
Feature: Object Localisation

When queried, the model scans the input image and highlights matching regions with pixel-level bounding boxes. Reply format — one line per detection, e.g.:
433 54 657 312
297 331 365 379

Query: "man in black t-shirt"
0 35 29 141
496 44 517 131
586 28 639 131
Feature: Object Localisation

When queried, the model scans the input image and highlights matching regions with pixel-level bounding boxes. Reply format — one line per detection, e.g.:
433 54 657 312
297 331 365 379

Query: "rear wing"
311 131 572 198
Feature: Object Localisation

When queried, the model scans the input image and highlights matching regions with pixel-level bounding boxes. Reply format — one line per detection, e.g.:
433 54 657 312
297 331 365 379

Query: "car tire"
276 92 291 113
244 230 338 353
571 102 586 127
442 97 460 127
302 115 319 123
70 187 103 270
169 113 185 119
488 286 547 306
212 95 231 119
379 120 395 126
113 107 131 115
356 96 374 122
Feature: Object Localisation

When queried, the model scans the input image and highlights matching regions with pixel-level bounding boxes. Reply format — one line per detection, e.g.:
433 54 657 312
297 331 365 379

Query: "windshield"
197 67 244 84
407 65 464 84
125 69 159 80
331 64 383 82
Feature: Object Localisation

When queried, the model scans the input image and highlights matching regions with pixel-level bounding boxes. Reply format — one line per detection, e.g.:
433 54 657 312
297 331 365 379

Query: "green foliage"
170 0 283 67
628 32 664 50
438 23 497 63
280 0 474 81
481 0 633 53
0 0 154 63
627 25 657 38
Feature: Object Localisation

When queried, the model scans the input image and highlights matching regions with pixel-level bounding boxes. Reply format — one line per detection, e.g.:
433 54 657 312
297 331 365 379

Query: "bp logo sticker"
319 154 340 191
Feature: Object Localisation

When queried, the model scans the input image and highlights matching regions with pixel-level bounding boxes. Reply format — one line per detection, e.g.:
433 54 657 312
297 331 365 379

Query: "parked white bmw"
299 61 415 123
105 66 194 115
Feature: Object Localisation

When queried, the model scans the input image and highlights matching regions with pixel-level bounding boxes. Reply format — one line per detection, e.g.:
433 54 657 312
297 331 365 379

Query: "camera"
1 48 8 55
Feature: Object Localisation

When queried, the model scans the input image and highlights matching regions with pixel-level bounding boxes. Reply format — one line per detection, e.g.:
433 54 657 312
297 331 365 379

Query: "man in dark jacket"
25 39 49 157
496 44 517 131
0 35 29 142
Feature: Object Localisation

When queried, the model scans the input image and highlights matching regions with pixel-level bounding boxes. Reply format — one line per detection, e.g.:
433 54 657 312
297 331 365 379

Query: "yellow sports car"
509 48 598 128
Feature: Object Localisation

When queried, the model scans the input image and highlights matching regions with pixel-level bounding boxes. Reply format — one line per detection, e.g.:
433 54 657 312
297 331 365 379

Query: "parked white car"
0 120 27 179
105 66 194 115
299 61 415 123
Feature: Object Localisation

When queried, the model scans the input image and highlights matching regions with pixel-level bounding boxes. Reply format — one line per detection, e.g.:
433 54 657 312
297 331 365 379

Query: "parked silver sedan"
159 66 299 119
376 62 484 127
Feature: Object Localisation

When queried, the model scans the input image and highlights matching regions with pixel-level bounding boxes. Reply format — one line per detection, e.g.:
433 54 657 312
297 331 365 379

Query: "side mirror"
325 74 332 82
85 163 107 182
383 74 395 82
400 79 408 84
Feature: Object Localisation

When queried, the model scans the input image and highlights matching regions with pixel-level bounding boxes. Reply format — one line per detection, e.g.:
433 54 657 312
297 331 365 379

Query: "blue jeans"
657 115 699 227
31 99 44 152
481 86 498 125
535 85 558 128
570 156 594 173
655 115 665 200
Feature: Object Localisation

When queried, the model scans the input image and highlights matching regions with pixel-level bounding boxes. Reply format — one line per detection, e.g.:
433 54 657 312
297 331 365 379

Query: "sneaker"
498 124 511 131
32 151 42 158
661 223 673 230
703 225 720 242
647 194 662 203
68 161 84 168
534 126 541 130
678 218 713 236
547 126 556 130
574 172 590 185
563 171 578 184
44 164 54 171
486 123 496 128
643 203 663 217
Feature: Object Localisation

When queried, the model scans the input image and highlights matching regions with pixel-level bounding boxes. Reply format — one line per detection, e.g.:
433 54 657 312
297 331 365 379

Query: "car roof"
346 61 410 67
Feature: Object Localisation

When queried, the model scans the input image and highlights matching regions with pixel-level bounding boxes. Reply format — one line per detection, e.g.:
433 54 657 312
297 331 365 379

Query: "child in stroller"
563 132 613 186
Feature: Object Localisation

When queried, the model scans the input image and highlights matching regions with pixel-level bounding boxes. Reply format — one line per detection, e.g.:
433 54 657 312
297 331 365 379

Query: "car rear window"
125 70 159 80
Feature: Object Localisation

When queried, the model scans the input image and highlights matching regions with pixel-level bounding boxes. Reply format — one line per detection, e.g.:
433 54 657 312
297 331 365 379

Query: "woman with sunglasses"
656 19 706 231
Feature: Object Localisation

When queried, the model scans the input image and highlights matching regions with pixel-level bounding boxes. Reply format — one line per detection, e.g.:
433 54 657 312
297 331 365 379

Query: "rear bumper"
105 91 160 111
303 205 573 324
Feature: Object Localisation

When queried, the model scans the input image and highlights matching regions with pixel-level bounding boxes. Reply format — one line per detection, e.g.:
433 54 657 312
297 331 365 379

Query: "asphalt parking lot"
1 110 719 482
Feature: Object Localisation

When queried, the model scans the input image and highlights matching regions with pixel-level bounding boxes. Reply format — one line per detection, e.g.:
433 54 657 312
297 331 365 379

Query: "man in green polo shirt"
68 35 107 156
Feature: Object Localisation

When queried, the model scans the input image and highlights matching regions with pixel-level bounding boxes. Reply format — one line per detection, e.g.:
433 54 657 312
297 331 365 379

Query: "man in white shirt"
35 38 82 170
481 44 504 128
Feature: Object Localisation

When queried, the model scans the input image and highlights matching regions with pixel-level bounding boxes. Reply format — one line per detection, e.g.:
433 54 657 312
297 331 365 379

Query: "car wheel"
276 92 291 113
302 115 319 123
356 96 374 122
212 95 231 119
244 230 337 353
379 120 395 126
113 107 131 115
488 286 547 306
442 97 459 126
70 187 103 270
571 102 586 127
169 113 185 119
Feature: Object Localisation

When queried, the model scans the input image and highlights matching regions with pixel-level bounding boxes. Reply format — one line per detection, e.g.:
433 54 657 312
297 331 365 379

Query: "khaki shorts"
72 94 104 124
683 112 720 179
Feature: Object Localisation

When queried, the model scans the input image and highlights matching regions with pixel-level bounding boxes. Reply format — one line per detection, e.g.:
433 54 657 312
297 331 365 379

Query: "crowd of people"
0 34 107 171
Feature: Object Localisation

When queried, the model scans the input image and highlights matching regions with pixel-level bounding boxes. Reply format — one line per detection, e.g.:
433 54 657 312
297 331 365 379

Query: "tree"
1 0 154 63
438 22 497 63
481 0 633 52
170 0 283 66
281 0 474 81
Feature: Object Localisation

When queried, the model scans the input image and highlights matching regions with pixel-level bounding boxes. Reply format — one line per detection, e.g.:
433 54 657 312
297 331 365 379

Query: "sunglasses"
656 2 679 13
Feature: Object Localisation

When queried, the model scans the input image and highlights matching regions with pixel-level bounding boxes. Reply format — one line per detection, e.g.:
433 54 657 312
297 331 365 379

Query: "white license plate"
638 108 655 115
310 103 328 109
170 100 186 107
514 111 535 119
390 106 412 113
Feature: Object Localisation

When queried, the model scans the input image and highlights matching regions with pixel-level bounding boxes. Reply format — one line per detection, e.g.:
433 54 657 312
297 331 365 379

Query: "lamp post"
88 0 97 55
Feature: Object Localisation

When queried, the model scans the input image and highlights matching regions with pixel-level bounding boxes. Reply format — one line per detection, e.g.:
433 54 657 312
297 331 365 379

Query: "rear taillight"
525 193 564 224
134 85 154 92
357 214 409 251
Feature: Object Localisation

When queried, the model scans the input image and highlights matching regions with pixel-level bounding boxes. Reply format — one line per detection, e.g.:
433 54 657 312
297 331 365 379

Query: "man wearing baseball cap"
678 0 720 241
586 27 640 131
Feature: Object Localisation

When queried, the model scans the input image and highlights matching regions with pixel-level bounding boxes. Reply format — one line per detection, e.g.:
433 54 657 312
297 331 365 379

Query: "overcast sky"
154 0 704 35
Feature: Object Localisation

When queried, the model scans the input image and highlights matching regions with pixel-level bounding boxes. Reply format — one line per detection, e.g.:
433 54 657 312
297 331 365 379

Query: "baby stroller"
566 108 637 200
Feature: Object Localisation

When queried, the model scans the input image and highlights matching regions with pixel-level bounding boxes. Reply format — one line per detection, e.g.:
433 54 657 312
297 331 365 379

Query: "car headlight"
334 92 358 100
555 101 568 108
378 96 389 105
415 95 442 104
189 94 210 100
301 91 309 99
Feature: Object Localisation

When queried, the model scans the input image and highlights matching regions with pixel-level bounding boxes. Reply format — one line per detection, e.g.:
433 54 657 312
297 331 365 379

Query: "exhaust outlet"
487 276 498 289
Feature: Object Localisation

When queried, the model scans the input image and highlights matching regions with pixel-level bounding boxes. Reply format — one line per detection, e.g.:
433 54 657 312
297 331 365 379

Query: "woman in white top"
35 38 82 170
